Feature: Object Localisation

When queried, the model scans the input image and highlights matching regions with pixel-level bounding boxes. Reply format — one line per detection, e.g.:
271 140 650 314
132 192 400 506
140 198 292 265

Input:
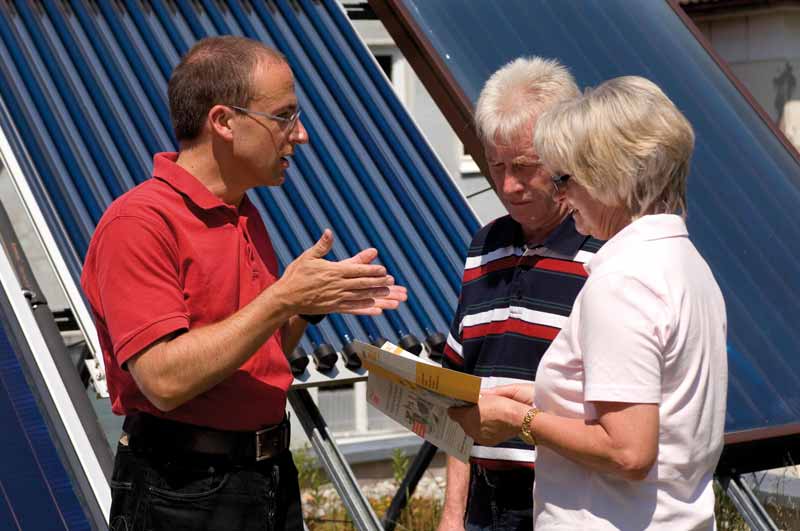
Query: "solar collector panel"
0 0 475 356
384 0 800 441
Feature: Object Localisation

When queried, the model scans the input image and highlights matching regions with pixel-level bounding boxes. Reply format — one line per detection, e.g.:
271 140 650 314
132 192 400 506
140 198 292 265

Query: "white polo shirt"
533 214 727 530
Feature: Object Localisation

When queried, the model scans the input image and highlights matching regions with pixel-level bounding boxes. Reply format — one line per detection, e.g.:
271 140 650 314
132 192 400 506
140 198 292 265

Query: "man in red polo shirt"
81 36 405 530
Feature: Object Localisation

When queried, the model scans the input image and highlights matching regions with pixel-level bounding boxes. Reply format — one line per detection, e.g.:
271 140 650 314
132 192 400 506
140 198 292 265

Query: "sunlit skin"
180 58 310 207
485 126 570 244
228 60 309 190
554 177 631 240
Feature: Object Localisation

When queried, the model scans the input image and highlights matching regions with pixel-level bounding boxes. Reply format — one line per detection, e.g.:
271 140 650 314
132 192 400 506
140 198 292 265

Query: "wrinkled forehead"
485 127 538 160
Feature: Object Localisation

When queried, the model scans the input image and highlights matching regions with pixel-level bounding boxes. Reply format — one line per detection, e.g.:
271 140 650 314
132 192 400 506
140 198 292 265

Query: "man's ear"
208 104 235 142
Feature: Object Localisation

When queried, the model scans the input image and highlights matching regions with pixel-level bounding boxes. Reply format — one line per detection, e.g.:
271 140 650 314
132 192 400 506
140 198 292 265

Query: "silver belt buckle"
255 425 274 462
255 421 287 462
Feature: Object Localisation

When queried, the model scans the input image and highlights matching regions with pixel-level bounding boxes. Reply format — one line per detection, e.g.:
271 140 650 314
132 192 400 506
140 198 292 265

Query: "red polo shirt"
81 152 293 431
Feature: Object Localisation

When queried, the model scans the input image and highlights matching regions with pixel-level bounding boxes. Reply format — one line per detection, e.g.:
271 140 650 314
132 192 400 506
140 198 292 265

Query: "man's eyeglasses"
551 174 571 195
227 105 302 129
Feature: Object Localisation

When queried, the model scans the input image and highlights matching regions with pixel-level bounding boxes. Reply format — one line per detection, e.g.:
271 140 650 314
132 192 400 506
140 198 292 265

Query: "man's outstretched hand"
339 246 407 315
275 229 407 317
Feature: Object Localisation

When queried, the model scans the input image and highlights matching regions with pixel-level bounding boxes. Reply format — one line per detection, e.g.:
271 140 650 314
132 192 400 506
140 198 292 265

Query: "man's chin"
261 169 285 187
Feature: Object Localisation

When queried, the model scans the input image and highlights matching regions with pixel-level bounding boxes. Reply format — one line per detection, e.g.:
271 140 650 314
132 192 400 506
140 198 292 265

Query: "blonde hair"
534 76 694 218
475 57 579 146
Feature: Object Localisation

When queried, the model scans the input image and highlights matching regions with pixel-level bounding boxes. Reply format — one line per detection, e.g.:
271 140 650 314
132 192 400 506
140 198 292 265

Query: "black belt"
123 413 290 462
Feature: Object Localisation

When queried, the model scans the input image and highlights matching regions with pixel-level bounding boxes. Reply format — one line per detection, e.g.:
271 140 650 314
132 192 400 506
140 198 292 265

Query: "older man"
82 36 405 530
437 57 601 531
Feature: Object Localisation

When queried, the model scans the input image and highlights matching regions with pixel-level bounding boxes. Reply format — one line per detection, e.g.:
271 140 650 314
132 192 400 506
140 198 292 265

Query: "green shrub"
298 461 800 530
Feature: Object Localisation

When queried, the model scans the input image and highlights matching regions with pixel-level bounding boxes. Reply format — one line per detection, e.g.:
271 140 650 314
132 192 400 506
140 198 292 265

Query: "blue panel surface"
0 302 90 530
396 0 800 436
0 0 479 354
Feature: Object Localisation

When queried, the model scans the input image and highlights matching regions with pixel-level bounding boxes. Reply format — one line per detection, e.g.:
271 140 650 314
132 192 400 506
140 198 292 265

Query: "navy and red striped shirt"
444 215 602 469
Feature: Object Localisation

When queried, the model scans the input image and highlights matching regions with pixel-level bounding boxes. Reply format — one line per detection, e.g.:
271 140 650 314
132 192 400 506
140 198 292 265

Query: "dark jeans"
465 465 535 531
109 440 304 531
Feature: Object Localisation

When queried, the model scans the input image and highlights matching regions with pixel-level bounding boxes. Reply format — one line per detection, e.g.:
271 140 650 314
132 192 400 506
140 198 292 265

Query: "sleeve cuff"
584 384 660 404
115 314 189 367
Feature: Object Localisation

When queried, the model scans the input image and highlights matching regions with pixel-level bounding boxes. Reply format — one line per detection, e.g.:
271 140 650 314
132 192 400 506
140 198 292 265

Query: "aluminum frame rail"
0 88 108 397
0 198 113 472
0 216 111 527
717 475 780 531
289 388 383 531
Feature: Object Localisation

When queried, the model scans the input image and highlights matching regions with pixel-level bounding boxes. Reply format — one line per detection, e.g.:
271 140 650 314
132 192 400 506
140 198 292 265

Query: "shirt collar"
584 214 688 275
152 152 245 213
543 216 587 256
516 215 587 257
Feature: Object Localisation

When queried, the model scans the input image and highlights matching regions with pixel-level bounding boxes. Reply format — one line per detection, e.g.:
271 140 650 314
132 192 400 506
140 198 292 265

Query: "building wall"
692 8 800 147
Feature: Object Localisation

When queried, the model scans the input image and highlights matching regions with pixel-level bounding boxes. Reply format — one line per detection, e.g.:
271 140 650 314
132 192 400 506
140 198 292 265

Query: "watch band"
520 407 541 446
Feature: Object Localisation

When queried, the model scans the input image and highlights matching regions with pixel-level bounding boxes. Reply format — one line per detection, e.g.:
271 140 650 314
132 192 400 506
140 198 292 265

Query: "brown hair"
168 36 286 141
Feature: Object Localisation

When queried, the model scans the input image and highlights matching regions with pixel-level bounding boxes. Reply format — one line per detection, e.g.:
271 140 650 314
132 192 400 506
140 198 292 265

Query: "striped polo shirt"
443 214 602 469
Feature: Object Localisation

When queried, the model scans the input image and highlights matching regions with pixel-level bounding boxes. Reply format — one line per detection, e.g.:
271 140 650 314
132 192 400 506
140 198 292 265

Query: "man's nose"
502 173 523 196
290 118 309 144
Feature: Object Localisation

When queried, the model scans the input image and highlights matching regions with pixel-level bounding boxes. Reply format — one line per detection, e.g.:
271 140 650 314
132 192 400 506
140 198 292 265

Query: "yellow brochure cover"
354 340 481 404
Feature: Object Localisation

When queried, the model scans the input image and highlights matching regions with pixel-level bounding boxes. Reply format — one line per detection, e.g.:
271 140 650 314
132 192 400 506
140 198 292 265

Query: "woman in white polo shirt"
450 76 728 530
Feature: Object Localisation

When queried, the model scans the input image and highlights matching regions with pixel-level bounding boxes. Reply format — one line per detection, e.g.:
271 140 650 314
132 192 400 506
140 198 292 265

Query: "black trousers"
109 440 304 531
465 465 535 531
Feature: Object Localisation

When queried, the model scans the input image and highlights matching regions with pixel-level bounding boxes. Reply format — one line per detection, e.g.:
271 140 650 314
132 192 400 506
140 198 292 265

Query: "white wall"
693 9 800 144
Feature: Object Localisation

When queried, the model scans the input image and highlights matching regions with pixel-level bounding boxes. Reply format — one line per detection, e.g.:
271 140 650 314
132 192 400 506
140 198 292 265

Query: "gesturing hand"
275 229 407 316
338 247 408 315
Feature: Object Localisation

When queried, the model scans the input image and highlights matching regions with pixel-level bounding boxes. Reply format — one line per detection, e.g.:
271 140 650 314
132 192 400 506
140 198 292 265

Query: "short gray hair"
534 76 694 218
475 57 580 146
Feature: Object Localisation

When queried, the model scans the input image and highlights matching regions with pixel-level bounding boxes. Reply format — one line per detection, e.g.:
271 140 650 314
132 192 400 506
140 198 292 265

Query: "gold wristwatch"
520 407 541 445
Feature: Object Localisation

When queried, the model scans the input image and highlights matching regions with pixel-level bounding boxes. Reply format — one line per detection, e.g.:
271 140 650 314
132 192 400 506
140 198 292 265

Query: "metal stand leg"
717 474 780 531
289 388 383 531
382 441 437 531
